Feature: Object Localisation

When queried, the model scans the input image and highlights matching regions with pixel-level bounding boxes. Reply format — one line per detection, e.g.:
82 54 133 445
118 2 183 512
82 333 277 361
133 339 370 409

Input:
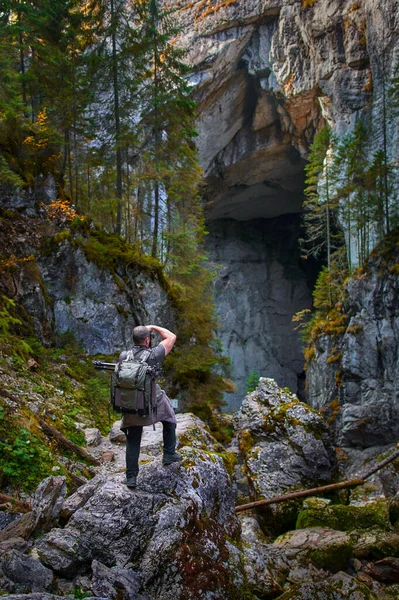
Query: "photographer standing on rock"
119 324 181 488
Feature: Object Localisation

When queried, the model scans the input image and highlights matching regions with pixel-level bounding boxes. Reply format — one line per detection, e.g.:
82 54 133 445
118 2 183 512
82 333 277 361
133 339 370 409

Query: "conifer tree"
133 0 199 259
300 126 342 273
333 121 370 269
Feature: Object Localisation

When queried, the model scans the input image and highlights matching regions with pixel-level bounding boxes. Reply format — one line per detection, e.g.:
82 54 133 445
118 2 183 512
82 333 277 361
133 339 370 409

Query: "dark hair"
133 326 151 345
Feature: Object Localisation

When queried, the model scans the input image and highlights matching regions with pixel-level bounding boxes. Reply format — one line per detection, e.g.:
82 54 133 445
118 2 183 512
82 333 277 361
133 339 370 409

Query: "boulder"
0 476 66 542
296 498 391 532
352 530 399 561
273 528 353 573
60 474 107 521
235 378 336 530
84 428 102 447
91 559 141 600
109 421 126 443
35 433 244 599
364 558 399 584
0 549 53 593
0 511 20 531
274 572 378 599
239 515 288 597
0 538 28 558
1 592 65 600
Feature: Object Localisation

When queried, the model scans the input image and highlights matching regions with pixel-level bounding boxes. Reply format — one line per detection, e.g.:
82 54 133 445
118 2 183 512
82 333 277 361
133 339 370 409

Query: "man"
119 324 181 488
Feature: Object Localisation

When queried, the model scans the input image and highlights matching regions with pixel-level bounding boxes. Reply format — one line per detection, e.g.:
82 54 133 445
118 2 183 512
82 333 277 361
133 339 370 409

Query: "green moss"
239 429 256 455
352 530 399 560
209 451 237 478
309 541 353 571
296 499 391 532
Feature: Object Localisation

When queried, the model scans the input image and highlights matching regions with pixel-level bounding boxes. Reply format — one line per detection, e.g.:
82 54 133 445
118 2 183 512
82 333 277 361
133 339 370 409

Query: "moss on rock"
351 529 399 560
296 499 391 532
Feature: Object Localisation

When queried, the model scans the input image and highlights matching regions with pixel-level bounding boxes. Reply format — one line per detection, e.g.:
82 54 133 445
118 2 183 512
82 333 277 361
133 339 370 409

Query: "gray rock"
307 251 399 449
35 440 243 598
275 575 378 599
91 559 141 600
0 538 28 558
0 511 20 531
2 592 65 600
171 0 399 415
60 474 107 521
109 421 126 444
84 428 102 447
273 528 353 573
32 476 67 533
37 242 175 355
239 516 288 597
0 549 53 592
0 476 66 543
207 217 312 409
235 378 336 528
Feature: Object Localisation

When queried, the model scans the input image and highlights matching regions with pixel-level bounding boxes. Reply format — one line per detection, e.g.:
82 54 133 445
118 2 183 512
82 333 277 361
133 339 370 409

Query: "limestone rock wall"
38 242 173 356
306 242 399 449
0 207 174 357
208 216 312 409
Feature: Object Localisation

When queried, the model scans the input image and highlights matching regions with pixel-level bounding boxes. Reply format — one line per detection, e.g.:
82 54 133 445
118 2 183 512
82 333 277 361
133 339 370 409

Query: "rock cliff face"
171 0 399 409
306 240 399 449
208 216 312 408
0 205 174 356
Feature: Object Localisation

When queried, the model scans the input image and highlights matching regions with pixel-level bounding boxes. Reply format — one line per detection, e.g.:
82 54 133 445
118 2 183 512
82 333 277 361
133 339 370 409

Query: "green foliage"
246 370 260 393
313 264 344 311
0 423 55 491
82 376 112 434
0 155 24 188
72 588 92 600
0 296 21 336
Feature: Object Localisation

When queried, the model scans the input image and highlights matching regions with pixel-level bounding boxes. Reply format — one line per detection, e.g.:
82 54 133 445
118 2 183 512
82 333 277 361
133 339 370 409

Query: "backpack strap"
132 347 151 364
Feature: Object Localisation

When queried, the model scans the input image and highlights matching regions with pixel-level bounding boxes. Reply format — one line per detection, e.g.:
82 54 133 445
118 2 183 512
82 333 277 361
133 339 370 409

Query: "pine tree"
0 0 101 189
365 149 396 241
333 121 371 269
133 0 199 259
300 126 343 273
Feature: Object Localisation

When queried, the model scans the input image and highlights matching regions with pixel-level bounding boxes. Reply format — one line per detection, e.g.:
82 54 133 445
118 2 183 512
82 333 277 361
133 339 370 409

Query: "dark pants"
125 422 177 478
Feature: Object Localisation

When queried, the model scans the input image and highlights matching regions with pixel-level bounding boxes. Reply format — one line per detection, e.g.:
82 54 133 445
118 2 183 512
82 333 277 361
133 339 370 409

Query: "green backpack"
111 349 157 424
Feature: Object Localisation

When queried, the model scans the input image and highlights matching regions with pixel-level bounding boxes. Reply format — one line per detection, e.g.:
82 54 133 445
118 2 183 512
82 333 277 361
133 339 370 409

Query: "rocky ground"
1 379 399 599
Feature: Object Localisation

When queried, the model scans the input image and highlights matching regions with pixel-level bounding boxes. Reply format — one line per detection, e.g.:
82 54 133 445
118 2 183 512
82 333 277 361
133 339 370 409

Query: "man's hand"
146 325 176 356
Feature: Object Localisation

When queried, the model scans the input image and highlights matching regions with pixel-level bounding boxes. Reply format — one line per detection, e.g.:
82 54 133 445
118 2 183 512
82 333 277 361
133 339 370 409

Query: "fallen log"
0 493 31 513
38 417 100 466
236 444 399 513
236 478 364 513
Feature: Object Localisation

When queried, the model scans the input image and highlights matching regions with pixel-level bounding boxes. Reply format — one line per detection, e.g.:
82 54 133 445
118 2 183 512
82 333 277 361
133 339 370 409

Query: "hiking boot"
123 476 137 488
163 452 182 465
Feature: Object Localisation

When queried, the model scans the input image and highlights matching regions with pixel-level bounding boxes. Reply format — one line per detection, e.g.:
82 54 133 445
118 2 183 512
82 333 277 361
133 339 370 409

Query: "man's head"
133 326 151 346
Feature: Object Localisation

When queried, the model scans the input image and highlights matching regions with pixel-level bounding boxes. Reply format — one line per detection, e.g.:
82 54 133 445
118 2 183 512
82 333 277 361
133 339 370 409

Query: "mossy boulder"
234 379 336 533
274 572 378 599
296 499 391 532
351 529 399 560
273 528 353 572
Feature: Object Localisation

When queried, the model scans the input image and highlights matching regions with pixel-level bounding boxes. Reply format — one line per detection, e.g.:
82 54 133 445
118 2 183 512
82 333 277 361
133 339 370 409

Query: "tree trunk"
38 417 100 466
111 0 123 235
